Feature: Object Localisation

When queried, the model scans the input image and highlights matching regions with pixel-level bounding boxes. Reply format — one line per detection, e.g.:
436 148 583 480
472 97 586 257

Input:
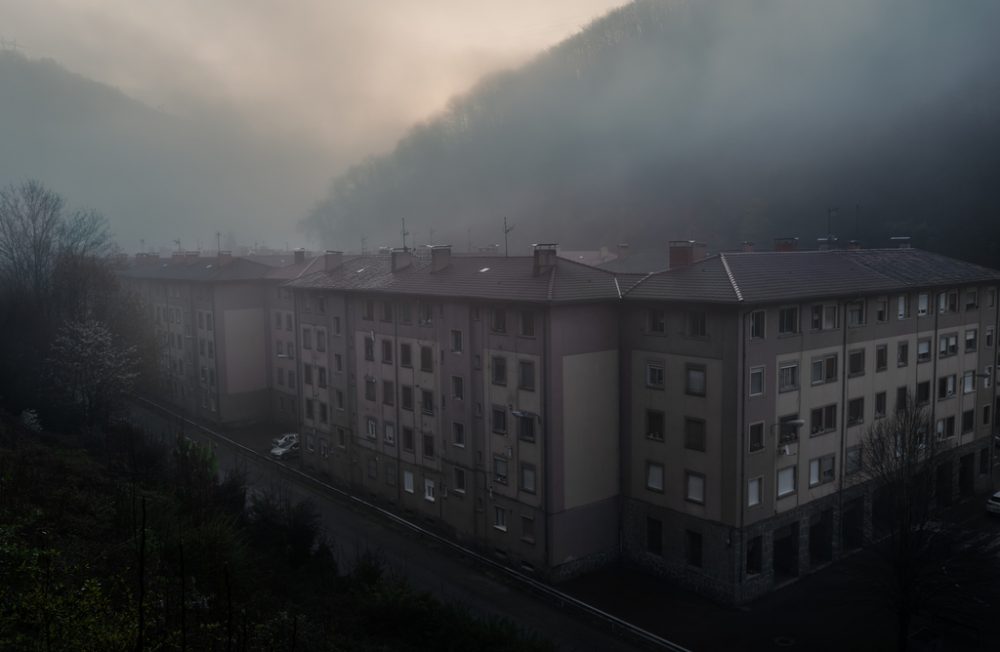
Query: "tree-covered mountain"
304 0 1000 264
0 51 334 252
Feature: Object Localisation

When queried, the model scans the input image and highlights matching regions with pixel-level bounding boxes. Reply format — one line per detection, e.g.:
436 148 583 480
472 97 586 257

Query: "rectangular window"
520 463 536 494
939 333 958 357
302 327 312 350
316 329 326 352
365 417 377 439
288 370 295 389
809 455 836 487
984 405 992 427
875 391 887 418
520 311 535 337
646 462 664 492
938 290 958 313
917 292 929 316
453 467 466 493
364 337 374 361
334 353 343 372
917 338 931 362
963 370 975 394
451 329 463 352
777 466 796 497
305 398 314 420
875 297 888 323
493 456 508 484
382 380 394 406
381 301 393 323
646 360 665 388
810 404 837 435
898 294 911 319
381 339 393 363
916 380 930 405
749 366 765 396
452 376 464 400
938 374 956 399
646 410 665 441
648 309 665 333
421 389 434 415
748 477 762 507
685 472 705 504
686 364 707 396
936 416 956 439
494 507 507 531
401 385 413 411
518 360 535 391
848 349 865 376
400 343 412 368
518 415 535 442
422 432 435 459
303 363 313 385
986 327 994 348
647 518 662 555
965 289 978 311
403 470 414 494
491 308 506 333
876 345 888 372
811 354 838 384
848 397 864 426
685 530 703 568
897 341 909 367
778 363 799 392
333 316 341 335
318 367 328 388
750 310 765 339
778 306 799 335
965 329 977 353
402 427 414 452
846 446 861 475
684 418 706 452
962 409 975 434
383 422 396 445
452 422 465 447
748 422 765 452
362 300 374 321
491 356 507 385
335 389 344 410
420 346 433 372
492 406 507 434
275 367 284 386
687 310 707 337
847 300 866 327
364 378 375 401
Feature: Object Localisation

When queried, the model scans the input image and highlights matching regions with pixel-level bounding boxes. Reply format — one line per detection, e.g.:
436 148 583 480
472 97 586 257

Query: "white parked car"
987 491 1000 516
270 441 300 460
271 432 298 449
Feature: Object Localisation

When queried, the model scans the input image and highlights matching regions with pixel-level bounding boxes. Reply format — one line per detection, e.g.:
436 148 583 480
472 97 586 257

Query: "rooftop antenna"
173 238 182 252
401 218 410 251
429 227 435 246
216 231 222 253
139 238 145 254
503 216 514 257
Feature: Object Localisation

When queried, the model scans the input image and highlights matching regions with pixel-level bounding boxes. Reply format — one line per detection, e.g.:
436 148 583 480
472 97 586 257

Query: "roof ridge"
619 271 655 297
719 253 743 302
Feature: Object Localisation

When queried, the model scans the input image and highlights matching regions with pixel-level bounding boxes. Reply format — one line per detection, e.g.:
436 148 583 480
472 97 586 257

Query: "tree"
858 395 1000 650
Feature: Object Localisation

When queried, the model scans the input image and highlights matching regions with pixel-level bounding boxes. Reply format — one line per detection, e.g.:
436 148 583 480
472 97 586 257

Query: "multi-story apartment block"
123 240 1000 602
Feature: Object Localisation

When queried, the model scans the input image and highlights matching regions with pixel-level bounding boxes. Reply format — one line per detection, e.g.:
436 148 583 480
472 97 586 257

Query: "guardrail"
126 396 691 652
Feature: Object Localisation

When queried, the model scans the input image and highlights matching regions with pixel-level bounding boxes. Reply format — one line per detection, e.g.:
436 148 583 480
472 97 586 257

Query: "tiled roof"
287 254 621 303
119 256 272 282
624 249 1000 305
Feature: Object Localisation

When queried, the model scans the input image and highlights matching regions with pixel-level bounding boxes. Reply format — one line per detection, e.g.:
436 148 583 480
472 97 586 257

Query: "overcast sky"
1 0 626 165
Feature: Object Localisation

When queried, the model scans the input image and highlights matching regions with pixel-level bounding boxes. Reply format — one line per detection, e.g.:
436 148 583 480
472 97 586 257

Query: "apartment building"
620 241 1000 602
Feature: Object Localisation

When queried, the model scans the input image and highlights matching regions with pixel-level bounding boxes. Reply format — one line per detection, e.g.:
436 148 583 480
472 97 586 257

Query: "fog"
304 0 1000 264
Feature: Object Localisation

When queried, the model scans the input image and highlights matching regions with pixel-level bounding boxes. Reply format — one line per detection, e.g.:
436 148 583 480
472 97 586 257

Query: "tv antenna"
173 238 182 252
216 231 222 253
401 218 410 251
503 216 514 257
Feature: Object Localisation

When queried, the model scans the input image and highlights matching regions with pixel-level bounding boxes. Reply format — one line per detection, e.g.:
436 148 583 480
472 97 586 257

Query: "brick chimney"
774 237 798 252
430 245 452 272
294 248 306 264
323 250 343 271
533 243 558 276
667 241 706 270
391 248 414 272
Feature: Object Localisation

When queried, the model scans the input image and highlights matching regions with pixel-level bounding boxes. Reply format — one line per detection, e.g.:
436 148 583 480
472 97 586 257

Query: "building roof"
287 253 621 303
119 256 273 282
623 248 1000 305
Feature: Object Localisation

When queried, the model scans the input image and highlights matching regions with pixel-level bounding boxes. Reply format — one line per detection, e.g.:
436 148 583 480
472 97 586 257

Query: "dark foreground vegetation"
0 414 552 651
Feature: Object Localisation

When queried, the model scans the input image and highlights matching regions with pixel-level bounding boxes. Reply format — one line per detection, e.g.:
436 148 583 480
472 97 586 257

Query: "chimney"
742 241 754 252
667 240 706 270
890 236 911 249
847 240 862 250
323 250 343 272
533 243 558 276
774 237 798 252
391 248 414 272
294 248 306 264
430 245 452 272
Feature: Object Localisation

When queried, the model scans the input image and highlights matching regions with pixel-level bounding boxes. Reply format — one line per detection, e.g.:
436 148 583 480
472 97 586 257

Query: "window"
491 308 506 333
898 294 911 319
452 376 464 400
491 356 507 385
875 297 888 322
420 346 433 372
367 457 377 479
316 329 326 352
403 470 414 493
875 391 887 418
361 300 374 321
452 422 465 447
965 289 978 311
848 397 864 426
518 415 535 442
749 366 765 396
401 385 413 411
364 378 375 401
383 422 396 445
520 463 536 493
876 345 888 372
318 367 328 388
810 404 837 435
748 422 765 452
897 341 909 367
365 417 377 439
750 310 765 339
302 327 312 350
987 328 994 348
963 370 975 394
939 333 958 357
684 418 706 452
748 477 762 507
288 370 295 389
936 416 956 439
981 448 990 475
938 290 958 313
746 537 762 575
382 380 394 405
422 432 435 458
916 381 930 406
810 304 839 330
646 360 665 388
778 307 799 335
985 405 992 427
846 446 862 475
423 479 435 502
334 353 343 372
686 364 706 396
518 360 535 391
777 466 796 497
453 467 466 493
494 507 507 531
384 462 396 486
276 367 284 386
685 472 705 504
778 363 799 392
685 531 703 568
492 406 507 434
451 329 463 352
381 339 393 363
648 308 665 333
520 311 535 337
809 455 836 487
896 386 908 412
962 409 975 434
965 329 977 353
917 292 929 316
847 300 866 327
421 389 434 415
402 427 414 452
646 462 664 492
917 338 931 362
687 310 707 337
811 354 838 384
333 316 341 335
303 364 313 385
364 337 374 361
938 374 956 399
337 427 346 447
400 343 412 368
493 456 508 484
335 389 344 410
848 349 865 376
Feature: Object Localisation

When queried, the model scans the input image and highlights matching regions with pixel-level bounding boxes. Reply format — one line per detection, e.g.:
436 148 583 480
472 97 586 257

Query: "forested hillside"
304 0 1000 264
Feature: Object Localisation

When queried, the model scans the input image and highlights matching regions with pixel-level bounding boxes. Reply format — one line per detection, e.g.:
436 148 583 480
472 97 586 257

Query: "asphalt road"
126 401 651 652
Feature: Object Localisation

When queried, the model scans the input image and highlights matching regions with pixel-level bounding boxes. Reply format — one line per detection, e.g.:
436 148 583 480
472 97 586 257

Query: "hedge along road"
125 397 683 652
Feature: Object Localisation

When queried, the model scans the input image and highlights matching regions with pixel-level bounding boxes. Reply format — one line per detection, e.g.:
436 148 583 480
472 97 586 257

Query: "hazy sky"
0 0 626 164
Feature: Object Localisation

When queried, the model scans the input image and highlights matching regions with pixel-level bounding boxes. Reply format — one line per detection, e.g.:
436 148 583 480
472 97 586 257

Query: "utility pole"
504 217 514 258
